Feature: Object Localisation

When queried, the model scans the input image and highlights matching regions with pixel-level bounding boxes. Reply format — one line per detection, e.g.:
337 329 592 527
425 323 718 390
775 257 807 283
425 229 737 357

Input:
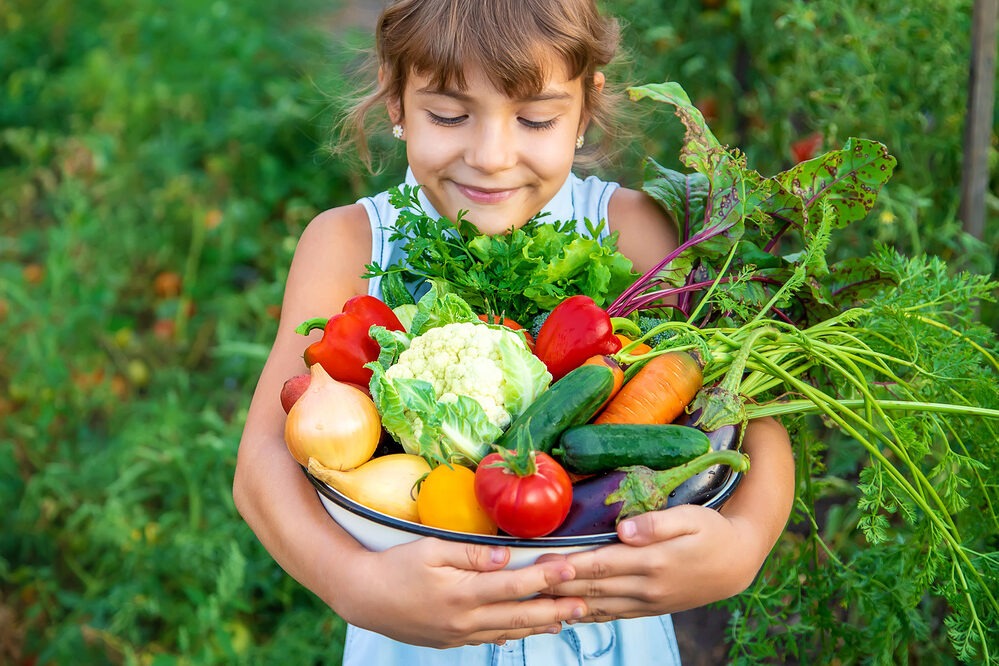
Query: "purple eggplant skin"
548 471 628 536
668 412 742 507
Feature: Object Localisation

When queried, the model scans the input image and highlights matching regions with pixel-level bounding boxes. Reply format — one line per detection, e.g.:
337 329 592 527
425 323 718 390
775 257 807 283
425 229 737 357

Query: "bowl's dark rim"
307 465 742 547
698 469 742 509
306 470 619 547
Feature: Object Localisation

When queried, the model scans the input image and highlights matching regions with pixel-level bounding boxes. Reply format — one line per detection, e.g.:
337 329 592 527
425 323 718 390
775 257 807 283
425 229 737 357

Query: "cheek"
406 130 462 166
529 134 577 170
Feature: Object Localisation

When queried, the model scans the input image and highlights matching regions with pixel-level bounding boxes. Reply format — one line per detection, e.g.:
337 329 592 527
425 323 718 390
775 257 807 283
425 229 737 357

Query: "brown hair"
336 0 624 171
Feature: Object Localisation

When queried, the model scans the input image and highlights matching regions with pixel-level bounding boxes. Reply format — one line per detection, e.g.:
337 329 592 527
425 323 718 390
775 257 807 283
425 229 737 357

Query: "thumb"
459 543 511 572
617 506 700 547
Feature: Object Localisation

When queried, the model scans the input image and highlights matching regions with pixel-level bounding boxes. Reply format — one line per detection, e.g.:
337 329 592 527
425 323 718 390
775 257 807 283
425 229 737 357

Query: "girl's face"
394 62 598 235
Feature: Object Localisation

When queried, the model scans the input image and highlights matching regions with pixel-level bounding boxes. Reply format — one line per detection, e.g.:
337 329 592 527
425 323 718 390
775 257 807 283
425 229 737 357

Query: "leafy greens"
615 81 999 664
364 185 637 325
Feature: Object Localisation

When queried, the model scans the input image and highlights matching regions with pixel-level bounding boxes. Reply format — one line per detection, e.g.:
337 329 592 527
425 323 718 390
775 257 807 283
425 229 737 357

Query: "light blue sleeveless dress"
349 169 683 666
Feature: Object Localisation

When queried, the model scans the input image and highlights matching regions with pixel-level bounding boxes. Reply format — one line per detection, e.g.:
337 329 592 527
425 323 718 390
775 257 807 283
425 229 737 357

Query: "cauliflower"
385 321 544 429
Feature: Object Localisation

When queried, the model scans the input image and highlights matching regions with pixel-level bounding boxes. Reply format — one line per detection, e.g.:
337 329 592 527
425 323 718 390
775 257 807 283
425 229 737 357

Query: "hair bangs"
405 0 591 99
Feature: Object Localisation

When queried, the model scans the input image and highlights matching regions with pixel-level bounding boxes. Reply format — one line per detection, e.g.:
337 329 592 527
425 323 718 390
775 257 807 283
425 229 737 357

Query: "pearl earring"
575 135 585 149
392 124 404 140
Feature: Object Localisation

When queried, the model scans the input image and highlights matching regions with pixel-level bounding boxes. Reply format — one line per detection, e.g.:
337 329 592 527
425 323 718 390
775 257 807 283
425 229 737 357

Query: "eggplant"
550 446 751 536
667 418 742 508
549 471 627 536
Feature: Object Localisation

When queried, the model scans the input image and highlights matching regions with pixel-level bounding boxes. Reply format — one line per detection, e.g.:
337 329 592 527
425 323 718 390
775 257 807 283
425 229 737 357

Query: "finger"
533 552 569 565
472 557 580 603
546 571 652 601
422 538 511 572
558 543 634 583
617 505 701 547
463 594 588 644
572 607 644 624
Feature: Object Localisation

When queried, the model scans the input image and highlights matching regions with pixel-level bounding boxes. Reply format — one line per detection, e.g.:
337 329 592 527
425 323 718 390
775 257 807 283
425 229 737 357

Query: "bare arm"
537 188 796 619
232 204 588 646
540 418 793 620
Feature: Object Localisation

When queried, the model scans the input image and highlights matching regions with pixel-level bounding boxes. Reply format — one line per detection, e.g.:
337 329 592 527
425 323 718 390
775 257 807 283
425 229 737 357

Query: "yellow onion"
308 454 430 522
284 363 380 470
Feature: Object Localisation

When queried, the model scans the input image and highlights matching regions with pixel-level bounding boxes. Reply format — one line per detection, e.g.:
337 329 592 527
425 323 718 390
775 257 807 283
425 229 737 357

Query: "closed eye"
520 117 558 131
426 111 466 127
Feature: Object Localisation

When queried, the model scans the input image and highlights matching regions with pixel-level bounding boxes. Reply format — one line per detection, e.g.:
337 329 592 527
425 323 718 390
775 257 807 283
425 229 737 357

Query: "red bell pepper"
295 295 404 386
534 295 622 382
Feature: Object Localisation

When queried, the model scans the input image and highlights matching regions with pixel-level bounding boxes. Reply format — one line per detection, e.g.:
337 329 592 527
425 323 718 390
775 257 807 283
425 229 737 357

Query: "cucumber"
497 363 616 454
554 424 711 474
380 271 415 309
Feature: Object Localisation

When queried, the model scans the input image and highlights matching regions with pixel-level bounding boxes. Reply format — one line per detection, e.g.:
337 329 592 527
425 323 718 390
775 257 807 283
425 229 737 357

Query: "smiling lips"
455 183 519 204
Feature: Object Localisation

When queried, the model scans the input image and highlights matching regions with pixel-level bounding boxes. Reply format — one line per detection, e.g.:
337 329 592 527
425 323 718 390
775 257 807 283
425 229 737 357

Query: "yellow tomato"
417 464 498 535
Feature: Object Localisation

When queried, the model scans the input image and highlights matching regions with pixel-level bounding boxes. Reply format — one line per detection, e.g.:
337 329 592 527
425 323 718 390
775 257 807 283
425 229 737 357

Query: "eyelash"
520 118 558 131
426 111 466 127
425 112 558 131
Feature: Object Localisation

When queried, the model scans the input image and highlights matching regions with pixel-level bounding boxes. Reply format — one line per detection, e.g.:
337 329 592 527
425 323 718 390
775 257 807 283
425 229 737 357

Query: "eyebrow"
415 86 574 103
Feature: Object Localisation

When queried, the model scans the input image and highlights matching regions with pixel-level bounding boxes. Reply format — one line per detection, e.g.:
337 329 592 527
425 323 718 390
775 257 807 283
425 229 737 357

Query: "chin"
457 206 534 235
466 218 525 235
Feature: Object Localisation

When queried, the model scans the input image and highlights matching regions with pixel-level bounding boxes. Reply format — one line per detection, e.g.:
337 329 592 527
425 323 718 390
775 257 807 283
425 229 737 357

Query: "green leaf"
773 137 897 231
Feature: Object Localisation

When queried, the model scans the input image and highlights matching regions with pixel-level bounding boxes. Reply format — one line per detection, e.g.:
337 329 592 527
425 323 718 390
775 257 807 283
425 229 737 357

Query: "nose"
465 119 517 174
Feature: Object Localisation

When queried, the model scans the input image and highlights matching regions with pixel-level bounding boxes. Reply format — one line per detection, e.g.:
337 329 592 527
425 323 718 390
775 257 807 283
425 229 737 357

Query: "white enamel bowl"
307 463 742 570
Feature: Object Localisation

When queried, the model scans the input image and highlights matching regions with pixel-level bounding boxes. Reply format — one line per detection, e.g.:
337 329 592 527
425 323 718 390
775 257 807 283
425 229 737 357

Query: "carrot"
583 354 625 411
615 333 652 355
594 351 703 425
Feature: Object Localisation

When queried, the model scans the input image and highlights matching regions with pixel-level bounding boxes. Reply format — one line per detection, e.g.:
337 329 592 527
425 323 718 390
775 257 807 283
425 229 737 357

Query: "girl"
233 0 795 663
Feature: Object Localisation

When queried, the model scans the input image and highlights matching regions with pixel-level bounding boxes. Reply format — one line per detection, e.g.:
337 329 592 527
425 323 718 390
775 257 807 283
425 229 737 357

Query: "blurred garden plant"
0 0 361 662
1 0 994 664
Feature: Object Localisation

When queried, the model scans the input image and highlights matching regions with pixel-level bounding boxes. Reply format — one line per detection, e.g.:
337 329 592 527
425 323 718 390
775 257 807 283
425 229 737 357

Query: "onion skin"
308 454 430 522
284 363 381 470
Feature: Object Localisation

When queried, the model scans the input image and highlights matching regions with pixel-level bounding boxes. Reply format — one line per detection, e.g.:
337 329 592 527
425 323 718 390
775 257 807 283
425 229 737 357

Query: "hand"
539 505 764 623
335 536 588 648
540 416 795 623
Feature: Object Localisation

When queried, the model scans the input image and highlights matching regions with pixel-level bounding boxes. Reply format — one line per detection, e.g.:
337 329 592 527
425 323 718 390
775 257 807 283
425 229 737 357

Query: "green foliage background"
0 0 994 663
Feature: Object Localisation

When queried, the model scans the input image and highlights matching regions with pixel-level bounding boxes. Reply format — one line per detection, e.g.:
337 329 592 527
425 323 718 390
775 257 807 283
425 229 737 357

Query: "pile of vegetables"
284 281 739 539
281 82 998 662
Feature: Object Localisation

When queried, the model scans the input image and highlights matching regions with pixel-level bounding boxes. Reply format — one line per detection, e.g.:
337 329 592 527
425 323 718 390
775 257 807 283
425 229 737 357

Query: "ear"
592 71 606 94
579 71 606 133
379 65 404 123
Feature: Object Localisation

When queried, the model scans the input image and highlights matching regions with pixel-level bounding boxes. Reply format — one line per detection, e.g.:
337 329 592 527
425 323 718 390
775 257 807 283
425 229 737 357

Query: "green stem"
914 314 999 373
611 317 643 339
935 416 999 533
735 342 999 620
809 339 966 533
685 241 740 325
718 327 776 393
294 317 329 335
745 398 999 421
742 334 995 562
610 449 750 519
630 320 707 352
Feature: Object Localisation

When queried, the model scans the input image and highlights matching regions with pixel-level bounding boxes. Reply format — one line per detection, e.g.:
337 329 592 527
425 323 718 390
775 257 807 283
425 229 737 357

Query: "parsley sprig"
363 185 637 325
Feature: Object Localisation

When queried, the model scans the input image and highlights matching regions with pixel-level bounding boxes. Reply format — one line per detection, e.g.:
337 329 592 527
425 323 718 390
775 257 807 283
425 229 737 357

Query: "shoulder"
296 202 371 262
283 202 372 320
607 186 678 275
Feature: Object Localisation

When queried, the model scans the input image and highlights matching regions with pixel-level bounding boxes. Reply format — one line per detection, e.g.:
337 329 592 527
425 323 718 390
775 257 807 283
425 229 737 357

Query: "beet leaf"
608 82 897 328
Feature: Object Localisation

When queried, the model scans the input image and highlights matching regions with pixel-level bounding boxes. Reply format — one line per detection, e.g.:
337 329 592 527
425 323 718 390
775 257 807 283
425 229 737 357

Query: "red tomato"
473 451 572 538
477 313 535 349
